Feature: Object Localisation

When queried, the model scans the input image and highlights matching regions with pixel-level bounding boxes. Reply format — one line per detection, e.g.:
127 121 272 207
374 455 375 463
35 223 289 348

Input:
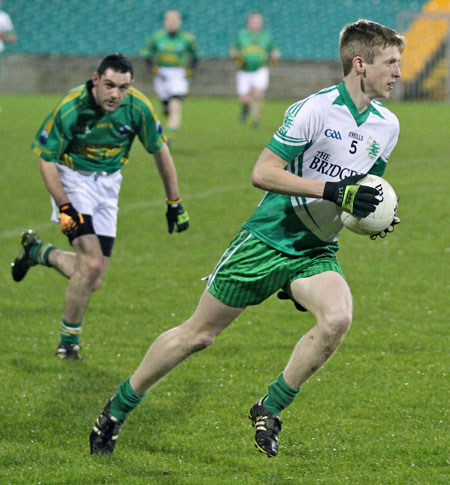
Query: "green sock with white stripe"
28 242 55 267
59 319 82 345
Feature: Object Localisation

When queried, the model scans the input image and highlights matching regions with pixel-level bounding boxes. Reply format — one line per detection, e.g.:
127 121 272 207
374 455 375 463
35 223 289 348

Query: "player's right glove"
323 174 380 218
59 202 84 236
166 199 189 234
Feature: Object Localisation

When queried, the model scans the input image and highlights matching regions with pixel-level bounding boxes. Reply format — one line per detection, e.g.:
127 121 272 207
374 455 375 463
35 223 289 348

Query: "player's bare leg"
249 87 264 128
63 234 108 323
90 291 244 454
130 290 245 394
47 249 76 279
250 271 352 457
55 234 109 359
283 271 352 388
167 98 183 133
47 247 109 291
239 93 250 122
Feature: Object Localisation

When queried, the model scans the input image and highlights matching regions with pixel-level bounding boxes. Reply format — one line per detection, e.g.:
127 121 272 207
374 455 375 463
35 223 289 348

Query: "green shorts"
207 229 343 308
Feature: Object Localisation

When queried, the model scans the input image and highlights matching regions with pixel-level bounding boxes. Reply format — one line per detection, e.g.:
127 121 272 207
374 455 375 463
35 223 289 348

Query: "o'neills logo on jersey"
309 151 358 179
348 131 363 141
324 128 342 140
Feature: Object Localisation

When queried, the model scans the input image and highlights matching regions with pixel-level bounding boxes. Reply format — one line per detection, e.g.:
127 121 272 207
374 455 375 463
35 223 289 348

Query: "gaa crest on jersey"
366 137 381 161
324 128 342 140
39 129 49 144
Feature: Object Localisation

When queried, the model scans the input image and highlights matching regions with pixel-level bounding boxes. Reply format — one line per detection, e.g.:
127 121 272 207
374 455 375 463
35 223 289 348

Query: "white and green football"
339 174 398 236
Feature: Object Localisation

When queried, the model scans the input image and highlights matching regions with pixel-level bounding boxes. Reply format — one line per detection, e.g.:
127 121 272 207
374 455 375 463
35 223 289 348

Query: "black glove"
323 175 380 218
370 216 401 240
166 200 189 234
59 202 84 236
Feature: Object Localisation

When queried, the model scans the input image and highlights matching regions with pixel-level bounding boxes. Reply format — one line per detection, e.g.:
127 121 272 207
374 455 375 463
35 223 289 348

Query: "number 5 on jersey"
349 140 358 154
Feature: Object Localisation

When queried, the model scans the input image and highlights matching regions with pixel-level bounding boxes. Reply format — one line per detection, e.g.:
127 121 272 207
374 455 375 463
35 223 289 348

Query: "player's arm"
141 37 158 73
153 144 189 233
270 48 281 64
229 47 239 60
39 159 84 235
188 34 200 73
0 30 16 43
39 158 69 205
252 148 325 197
252 148 379 217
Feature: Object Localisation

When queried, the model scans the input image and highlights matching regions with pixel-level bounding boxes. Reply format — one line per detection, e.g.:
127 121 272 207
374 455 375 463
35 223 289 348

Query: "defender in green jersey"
90 21 403 458
230 12 280 127
11 54 189 360
141 10 199 142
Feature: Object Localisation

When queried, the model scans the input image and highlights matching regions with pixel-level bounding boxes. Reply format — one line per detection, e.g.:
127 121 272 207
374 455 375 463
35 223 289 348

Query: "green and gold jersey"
232 28 276 72
141 29 199 68
243 82 400 256
31 80 165 173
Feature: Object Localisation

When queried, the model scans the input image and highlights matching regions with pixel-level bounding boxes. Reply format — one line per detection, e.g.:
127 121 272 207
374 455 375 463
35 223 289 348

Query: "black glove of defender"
166 200 190 233
323 175 380 217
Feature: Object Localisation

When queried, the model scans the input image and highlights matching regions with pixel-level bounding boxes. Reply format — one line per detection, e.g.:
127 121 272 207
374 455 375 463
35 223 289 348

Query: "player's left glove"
59 202 84 236
323 174 380 218
370 216 400 240
166 199 189 234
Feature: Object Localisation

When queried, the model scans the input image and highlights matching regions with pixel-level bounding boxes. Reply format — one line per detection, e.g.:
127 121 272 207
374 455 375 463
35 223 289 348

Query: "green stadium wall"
5 0 426 60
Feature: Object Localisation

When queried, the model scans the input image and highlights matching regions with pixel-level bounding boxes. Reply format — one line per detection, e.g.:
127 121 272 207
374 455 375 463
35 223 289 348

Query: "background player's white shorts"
236 67 270 96
153 67 189 101
50 164 122 238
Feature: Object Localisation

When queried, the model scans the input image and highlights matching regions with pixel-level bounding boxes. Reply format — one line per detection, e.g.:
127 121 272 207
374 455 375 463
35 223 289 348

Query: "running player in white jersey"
90 19 403 458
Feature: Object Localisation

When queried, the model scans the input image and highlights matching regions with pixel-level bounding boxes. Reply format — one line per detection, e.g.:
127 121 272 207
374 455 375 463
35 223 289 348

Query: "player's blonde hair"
339 19 405 76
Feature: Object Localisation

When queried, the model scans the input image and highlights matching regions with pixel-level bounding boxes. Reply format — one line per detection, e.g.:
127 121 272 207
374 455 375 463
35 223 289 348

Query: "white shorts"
51 164 123 238
236 67 270 97
154 67 189 101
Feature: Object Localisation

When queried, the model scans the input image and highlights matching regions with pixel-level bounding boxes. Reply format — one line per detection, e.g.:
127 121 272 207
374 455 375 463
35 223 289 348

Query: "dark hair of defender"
97 53 134 79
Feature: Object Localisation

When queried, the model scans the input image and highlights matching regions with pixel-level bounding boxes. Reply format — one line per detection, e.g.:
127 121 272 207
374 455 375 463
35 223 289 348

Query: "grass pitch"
0 95 448 484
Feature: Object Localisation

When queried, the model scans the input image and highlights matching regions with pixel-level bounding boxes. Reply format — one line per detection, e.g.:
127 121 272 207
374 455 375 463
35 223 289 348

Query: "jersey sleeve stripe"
273 133 308 146
275 132 308 143
128 87 158 118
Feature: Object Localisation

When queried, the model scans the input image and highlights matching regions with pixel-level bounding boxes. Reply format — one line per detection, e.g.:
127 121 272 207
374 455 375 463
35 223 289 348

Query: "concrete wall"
0 54 344 100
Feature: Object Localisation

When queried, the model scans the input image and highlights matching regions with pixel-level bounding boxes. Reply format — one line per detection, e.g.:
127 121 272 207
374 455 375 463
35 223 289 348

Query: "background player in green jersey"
90 20 402 457
229 12 280 127
11 53 189 360
141 10 199 143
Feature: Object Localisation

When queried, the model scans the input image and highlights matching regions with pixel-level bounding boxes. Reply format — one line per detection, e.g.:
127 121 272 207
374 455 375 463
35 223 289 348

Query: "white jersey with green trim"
243 81 400 256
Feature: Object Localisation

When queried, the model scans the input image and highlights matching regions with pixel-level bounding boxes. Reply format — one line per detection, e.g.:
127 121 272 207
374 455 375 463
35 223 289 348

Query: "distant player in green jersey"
11 53 190 360
90 20 403 457
141 10 199 143
229 12 280 127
